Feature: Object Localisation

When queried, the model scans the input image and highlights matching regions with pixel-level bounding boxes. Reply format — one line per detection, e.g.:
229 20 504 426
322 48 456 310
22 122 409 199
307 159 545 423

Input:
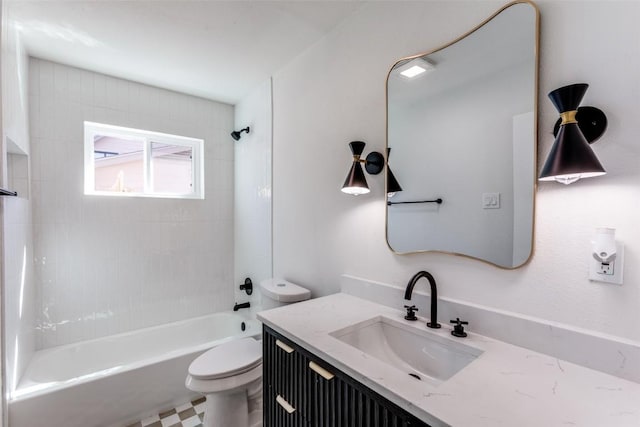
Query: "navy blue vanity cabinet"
263 326 430 427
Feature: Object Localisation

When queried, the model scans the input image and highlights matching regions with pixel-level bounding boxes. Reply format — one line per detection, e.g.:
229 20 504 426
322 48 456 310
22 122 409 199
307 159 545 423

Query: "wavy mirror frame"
385 0 540 269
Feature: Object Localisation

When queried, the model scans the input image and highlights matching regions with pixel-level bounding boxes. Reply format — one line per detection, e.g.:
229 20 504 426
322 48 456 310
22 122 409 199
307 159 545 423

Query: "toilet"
185 279 310 427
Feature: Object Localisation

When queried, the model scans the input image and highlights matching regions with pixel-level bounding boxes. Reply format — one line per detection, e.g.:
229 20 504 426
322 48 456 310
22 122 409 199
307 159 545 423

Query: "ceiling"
8 0 363 104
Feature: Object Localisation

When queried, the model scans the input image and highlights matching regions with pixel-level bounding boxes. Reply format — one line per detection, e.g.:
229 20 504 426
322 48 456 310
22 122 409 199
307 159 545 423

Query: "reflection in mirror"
386 1 539 268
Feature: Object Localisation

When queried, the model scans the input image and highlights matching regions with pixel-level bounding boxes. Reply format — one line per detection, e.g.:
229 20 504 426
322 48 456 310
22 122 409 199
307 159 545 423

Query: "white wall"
1 2 35 397
272 1 640 342
234 79 272 308
29 58 235 348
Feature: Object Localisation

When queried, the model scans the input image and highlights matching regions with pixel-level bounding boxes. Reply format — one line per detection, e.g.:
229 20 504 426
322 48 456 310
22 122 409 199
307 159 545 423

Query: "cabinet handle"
309 361 335 380
275 339 294 354
276 395 296 414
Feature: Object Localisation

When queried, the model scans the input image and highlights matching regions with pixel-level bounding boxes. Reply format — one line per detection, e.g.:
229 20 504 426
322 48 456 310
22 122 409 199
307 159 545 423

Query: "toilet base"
203 391 248 427
249 408 263 427
201 385 262 427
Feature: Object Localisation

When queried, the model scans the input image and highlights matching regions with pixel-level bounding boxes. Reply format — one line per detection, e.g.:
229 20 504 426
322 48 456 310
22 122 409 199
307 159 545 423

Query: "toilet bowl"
186 337 262 427
185 279 310 427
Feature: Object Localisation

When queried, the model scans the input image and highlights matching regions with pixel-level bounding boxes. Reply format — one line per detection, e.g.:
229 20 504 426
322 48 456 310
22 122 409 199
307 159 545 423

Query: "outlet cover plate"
589 243 624 285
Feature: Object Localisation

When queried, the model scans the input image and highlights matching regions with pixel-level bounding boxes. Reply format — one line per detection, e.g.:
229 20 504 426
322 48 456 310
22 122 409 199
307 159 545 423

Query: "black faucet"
404 271 440 329
233 302 251 311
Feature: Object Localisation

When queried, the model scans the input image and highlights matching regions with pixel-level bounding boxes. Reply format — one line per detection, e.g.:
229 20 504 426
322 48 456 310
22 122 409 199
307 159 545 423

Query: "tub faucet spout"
233 302 251 311
404 271 440 329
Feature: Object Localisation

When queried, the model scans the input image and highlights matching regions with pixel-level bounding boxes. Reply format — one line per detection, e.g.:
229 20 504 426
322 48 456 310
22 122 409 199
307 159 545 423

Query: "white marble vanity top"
257 293 640 427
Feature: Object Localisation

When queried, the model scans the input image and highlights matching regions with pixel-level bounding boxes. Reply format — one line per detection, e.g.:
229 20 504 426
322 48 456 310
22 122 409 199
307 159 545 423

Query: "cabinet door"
264 326 430 427
264 327 310 426
307 357 429 427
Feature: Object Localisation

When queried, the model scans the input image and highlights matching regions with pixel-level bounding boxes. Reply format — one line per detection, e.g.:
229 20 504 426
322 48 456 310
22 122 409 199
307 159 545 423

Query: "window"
84 122 204 199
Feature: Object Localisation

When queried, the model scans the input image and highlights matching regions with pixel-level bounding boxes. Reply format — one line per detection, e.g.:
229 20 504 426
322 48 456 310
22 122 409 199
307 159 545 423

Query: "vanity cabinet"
263 326 430 427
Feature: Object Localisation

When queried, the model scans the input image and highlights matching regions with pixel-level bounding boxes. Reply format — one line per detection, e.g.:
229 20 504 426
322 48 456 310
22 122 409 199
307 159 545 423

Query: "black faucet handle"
240 278 253 295
450 318 468 337
404 305 419 321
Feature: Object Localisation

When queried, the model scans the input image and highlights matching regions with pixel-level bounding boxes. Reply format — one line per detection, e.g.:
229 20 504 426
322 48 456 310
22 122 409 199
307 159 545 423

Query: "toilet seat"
189 338 262 380
186 362 262 395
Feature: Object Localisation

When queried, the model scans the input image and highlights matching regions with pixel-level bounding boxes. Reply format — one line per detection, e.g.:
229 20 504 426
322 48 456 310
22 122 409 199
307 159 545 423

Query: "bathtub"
8 311 261 427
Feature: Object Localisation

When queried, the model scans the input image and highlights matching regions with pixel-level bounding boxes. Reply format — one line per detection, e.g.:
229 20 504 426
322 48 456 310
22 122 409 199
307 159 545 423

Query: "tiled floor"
126 397 206 427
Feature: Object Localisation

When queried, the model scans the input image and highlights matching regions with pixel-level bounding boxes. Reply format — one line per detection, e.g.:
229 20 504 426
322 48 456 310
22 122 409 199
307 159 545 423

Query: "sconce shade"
349 140 365 157
341 141 385 195
342 141 370 195
386 148 402 195
548 83 587 112
387 168 402 194
539 83 606 185
342 161 370 195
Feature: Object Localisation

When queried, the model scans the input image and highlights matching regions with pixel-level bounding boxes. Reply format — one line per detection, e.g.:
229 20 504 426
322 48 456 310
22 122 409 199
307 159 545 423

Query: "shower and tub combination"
8 311 260 427
2 53 273 427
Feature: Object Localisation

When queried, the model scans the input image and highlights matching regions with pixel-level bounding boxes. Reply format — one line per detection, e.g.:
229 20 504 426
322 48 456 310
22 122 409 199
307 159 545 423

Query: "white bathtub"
9 311 261 427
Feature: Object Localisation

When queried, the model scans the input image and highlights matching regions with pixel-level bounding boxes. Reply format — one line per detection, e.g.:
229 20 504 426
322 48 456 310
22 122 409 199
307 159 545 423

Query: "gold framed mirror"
385 1 539 268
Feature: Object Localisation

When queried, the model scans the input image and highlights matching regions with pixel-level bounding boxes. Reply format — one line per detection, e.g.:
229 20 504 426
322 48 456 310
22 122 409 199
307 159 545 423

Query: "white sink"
330 316 483 385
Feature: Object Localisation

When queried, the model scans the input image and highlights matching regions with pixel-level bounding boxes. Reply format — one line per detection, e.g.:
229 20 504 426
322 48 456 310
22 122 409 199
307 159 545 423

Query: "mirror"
386 1 539 269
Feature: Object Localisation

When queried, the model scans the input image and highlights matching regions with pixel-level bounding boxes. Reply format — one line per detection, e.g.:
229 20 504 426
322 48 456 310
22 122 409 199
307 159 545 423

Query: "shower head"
231 127 250 141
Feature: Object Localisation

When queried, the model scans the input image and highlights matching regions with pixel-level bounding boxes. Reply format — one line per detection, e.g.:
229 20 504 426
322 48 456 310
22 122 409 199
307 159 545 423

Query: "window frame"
84 121 204 199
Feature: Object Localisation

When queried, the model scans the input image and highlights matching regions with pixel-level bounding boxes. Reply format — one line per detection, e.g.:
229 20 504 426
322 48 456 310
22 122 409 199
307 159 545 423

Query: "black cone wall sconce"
539 83 607 185
230 127 250 141
341 141 384 195
386 148 402 197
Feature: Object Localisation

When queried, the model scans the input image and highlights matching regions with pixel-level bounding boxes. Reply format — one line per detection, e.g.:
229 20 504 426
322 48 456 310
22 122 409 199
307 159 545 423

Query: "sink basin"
330 316 483 385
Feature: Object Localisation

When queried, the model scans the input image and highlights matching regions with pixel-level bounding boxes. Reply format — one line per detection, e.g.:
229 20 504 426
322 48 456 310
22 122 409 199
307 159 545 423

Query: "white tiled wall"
3 193 36 394
3 9 36 396
29 58 236 348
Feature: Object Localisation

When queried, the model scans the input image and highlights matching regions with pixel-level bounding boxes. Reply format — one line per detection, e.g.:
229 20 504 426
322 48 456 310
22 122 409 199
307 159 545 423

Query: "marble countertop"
257 293 640 427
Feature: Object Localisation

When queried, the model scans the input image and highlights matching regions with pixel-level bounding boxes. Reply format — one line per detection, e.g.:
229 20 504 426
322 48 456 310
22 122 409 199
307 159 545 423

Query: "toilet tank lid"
260 278 311 303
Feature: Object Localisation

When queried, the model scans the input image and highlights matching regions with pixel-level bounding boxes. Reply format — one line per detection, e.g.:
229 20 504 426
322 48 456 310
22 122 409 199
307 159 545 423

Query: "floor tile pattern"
126 396 206 427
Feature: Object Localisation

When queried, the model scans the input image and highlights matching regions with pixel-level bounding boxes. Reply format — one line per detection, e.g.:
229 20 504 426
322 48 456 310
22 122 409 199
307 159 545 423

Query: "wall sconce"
230 127 250 141
386 148 402 198
341 141 384 195
539 83 607 185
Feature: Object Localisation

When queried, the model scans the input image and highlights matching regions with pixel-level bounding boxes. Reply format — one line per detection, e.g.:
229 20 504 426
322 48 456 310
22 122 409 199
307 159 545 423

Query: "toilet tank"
259 278 311 310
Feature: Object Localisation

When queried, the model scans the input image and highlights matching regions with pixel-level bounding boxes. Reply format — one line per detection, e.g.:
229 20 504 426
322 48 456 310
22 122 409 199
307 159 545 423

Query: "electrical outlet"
599 262 614 275
589 243 624 285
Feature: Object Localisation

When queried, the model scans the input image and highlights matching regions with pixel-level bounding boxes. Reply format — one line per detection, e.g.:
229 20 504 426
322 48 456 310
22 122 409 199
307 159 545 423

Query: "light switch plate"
482 192 500 209
589 243 624 285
